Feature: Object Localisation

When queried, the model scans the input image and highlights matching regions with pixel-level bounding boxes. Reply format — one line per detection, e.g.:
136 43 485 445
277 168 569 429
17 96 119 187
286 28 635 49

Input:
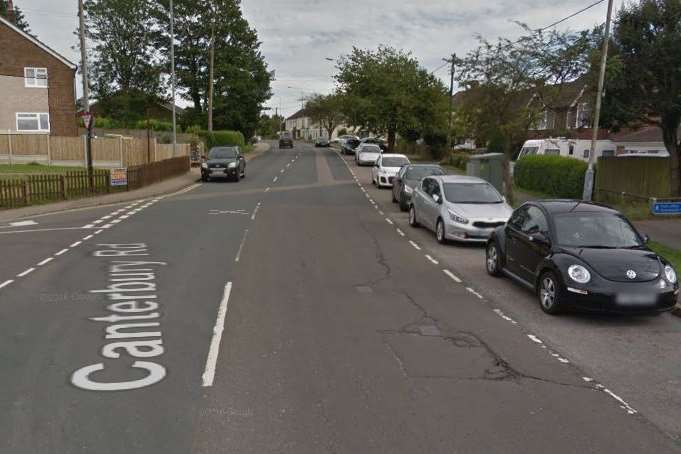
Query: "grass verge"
649 241 681 272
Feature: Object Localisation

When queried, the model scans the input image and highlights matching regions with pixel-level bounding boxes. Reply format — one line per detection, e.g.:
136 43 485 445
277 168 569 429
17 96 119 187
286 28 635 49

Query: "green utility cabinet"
466 153 505 193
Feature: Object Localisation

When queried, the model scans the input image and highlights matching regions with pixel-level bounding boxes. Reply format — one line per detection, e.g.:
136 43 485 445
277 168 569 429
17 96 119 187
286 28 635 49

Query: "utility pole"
170 0 177 156
208 25 215 133
78 0 94 191
583 0 614 201
446 54 456 153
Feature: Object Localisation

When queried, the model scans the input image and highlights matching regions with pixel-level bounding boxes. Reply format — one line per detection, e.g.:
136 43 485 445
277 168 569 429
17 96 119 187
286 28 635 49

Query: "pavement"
0 142 679 453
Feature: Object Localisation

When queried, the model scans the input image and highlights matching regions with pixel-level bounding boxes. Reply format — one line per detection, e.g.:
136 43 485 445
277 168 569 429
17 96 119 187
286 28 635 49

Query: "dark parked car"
201 146 246 182
315 137 330 147
341 138 360 155
392 164 445 211
279 132 293 149
486 200 679 315
360 137 388 151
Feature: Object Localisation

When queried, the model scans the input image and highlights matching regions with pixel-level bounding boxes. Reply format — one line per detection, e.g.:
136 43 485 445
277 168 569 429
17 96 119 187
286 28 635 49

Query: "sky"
19 0 613 118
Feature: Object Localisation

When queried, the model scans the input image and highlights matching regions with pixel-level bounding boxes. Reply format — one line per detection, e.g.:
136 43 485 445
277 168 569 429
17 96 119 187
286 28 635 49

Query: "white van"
518 138 616 162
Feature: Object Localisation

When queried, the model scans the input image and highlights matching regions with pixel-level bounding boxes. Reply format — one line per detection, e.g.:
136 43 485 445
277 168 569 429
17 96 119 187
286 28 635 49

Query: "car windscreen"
208 148 238 159
382 157 409 167
443 183 502 204
554 213 642 248
347 139 360 147
405 166 444 180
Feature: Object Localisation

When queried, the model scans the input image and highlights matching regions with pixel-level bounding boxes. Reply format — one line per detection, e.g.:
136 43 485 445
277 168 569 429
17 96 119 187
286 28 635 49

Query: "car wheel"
538 271 563 315
409 205 419 228
436 219 447 244
486 242 502 277
201 174 208 182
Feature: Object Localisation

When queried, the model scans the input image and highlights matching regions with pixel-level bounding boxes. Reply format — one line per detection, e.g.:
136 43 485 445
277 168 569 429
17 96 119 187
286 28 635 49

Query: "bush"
423 131 448 160
514 155 588 199
443 152 471 171
201 130 246 149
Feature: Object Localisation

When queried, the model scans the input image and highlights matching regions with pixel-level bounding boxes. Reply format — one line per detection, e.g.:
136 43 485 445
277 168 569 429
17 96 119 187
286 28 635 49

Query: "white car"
372 154 410 188
355 144 382 166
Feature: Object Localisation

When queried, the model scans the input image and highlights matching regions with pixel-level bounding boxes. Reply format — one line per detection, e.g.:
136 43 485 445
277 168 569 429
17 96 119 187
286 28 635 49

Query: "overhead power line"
536 0 606 32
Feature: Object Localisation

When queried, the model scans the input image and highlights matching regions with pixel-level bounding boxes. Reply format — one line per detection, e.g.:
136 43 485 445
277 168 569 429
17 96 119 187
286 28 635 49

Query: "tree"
0 0 30 32
304 93 345 139
599 0 681 196
84 0 165 123
335 46 449 151
455 26 594 203
257 113 284 139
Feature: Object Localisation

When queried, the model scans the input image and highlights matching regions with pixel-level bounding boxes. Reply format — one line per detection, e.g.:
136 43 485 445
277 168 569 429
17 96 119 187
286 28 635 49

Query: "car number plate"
616 293 656 305
210 168 225 173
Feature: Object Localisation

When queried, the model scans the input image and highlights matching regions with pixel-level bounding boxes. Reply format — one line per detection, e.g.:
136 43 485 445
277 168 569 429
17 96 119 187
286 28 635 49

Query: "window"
422 178 435 195
523 206 549 234
583 149 590 158
509 206 529 230
16 113 50 132
569 144 574 155
545 149 560 156
24 67 48 88
602 150 615 157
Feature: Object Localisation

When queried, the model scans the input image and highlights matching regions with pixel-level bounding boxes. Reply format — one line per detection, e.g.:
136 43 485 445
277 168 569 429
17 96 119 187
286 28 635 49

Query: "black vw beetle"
486 200 679 315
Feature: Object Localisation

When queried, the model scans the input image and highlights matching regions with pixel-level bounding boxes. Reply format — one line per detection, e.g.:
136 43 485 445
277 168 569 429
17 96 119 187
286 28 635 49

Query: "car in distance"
355 143 383 165
371 154 410 188
360 136 387 151
485 200 679 315
392 164 445 211
279 131 294 149
409 175 512 243
342 137 361 155
201 146 246 182
315 137 330 147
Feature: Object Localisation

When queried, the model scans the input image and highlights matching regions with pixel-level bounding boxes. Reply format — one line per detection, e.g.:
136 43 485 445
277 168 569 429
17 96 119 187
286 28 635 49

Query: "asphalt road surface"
0 142 679 453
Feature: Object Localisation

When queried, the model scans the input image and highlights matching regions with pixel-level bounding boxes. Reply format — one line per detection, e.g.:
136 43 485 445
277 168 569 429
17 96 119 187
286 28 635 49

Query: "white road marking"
83 235 94 241
596 384 638 415
0 227 88 235
527 334 543 344
111 219 122 224
409 240 421 250
385 218 394 225
37 257 53 266
396 228 405 237
265 187 271 193
70 241 82 247
167 183 202 198
425 254 439 265
443 269 462 283
582 377 594 383
0 280 13 289
95 229 104 234
17 268 35 277
280 169 285 173
92 219 104 224
235 230 249 262
251 203 262 221
378 210 384 215
466 287 484 299
82 224 95 229
101 224 113 229
9 220 38 227
102 215 112 220
202 282 233 387
493 308 518 324
55 249 69 256
273 176 278 183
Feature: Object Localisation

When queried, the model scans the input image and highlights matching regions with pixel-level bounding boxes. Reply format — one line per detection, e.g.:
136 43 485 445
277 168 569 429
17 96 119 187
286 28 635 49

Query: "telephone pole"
170 0 177 156
78 0 94 190
583 0 614 201
208 26 215 133
446 54 456 153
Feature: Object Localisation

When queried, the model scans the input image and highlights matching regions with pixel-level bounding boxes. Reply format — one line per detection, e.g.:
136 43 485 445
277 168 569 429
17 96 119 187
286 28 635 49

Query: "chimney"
6 0 15 23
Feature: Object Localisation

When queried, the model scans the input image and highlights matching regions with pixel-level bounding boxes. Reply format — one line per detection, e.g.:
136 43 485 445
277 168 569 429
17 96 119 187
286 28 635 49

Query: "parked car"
371 154 410 188
201 146 246 182
485 200 679 315
392 164 445 211
342 137 361 155
409 175 512 243
315 137 330 147
279 131 294 149
360 137 387 151
355 143 383 165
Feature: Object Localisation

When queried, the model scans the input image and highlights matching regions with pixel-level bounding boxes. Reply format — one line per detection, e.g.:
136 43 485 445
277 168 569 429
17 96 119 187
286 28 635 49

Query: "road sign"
650 198 681 216
80 111 94 130
110 168 128 187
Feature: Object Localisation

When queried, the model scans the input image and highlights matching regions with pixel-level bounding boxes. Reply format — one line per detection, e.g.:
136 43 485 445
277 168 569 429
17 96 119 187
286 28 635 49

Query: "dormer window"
24 67 48 88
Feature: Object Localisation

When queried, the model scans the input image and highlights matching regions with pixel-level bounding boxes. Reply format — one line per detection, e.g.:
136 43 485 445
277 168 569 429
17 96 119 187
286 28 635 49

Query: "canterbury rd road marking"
72 244 168 391
202 282 233 387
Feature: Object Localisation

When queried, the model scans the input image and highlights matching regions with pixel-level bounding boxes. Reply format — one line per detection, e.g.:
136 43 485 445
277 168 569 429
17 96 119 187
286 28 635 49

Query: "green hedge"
442 152 471 171
514 154 588 199
201 130 246 149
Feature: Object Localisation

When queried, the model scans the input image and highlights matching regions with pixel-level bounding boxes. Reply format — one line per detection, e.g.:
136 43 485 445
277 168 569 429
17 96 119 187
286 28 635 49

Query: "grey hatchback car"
409 175 513 243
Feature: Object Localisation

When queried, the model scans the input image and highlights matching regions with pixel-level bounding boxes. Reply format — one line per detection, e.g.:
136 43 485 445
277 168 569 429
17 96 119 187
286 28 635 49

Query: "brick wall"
0 21 78 136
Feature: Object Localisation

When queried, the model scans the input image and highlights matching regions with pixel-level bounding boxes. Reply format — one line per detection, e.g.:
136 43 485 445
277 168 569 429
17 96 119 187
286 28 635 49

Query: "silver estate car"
408 175 513 243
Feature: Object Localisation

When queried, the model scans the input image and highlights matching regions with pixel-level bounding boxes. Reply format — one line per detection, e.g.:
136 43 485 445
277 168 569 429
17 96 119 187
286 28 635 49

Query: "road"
0 142 679 453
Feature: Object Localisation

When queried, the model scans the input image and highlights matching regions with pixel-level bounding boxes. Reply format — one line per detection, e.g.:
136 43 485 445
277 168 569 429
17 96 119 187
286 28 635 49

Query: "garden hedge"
514 154 588 199
202 130 246 149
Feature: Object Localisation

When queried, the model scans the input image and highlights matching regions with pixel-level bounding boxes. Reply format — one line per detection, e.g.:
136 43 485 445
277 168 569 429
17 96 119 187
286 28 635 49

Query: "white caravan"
518 138 616 162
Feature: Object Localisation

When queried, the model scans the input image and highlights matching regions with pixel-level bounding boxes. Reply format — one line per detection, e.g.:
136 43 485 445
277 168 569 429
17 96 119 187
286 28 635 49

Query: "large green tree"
335 46 449 151
0 0 30 32
599 0 681 196
304 93 345 139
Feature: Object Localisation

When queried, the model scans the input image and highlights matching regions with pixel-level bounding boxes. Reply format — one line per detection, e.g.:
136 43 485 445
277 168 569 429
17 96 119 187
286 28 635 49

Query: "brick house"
0 15 78 136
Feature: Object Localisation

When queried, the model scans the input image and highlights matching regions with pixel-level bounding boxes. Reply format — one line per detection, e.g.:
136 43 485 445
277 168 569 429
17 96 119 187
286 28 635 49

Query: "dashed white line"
280 169 285 173
396 228 405 237
409 240 421 250
378 210 384 216
55 249 69 256
235 230 249 262
273 176 278 183
443 269 462 283
17 268 35 277
425 254 439 265
265 187 271 193
83 235 94 241
385 218 394 225
0 280 14 289
70 241 82 247
202 282 233 387
596 385 638 415
101 224 113 229
527 334 543 344
37 257 53 266
251 203 261 221
95 229 104 235
466 287 484 299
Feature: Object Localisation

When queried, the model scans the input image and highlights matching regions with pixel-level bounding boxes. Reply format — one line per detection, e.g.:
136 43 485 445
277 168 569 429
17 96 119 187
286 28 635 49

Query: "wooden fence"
595 156 671 203
0 156 190 209
0 133 191 168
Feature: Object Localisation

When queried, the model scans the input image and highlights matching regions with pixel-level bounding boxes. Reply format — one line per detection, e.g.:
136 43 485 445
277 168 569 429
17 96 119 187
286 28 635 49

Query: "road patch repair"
71 243 168 392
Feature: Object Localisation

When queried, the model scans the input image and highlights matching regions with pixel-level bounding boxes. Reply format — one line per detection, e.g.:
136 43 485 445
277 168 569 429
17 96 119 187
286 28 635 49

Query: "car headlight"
568 265 591 284
664 265 677 284
228 162 237 169
404 185 413 194
201 162 208 169
448 210 469 224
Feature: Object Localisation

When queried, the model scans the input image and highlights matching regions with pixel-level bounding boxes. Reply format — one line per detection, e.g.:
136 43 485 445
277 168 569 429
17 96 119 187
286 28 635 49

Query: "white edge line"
0 279 13 289
443 269 462 283
17 268 35 277
202 282 233 387
37 257 53 266
235 230 249 262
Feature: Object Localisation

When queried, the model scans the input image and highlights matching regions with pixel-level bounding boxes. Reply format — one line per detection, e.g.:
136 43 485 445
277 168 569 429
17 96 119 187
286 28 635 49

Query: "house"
285 108 349 140
0 15 78 136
